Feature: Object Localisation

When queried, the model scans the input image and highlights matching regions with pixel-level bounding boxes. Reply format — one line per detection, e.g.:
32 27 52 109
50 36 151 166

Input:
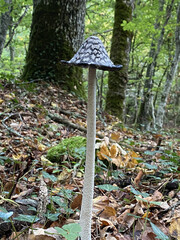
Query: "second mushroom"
61 36 122 240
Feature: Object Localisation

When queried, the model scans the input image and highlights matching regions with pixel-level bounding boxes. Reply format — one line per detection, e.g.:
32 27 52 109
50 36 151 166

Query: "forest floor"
0 80 180 240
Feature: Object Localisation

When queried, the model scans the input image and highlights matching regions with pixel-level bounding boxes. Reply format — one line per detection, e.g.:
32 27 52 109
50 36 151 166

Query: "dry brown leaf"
57 168 72 183
28 227 61 240
117 208 135 228
134 202 144 215
38 143 47 151
93 196 109 214
98 218 116 228
98 218 117 240
110 144 119 158
97 142 111 160
135 219 157 240
111 132 121 141
99 206 116 219
111 155 123 167
28 176 36 182
169 217 180 239
70 194 82 210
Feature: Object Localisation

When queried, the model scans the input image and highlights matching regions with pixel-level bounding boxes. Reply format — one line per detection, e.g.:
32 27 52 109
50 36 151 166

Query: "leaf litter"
0 81 180 240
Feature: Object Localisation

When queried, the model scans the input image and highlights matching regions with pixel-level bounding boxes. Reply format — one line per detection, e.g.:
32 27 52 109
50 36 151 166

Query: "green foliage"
130 186 149 198
0 1 32 79
42 171 57 182
124 0 179 126
150 222 170 240
129 187 170 239
96 184 119 191
14 214 39 223
86 0 114 44
0 211 13 221
55 223 81 240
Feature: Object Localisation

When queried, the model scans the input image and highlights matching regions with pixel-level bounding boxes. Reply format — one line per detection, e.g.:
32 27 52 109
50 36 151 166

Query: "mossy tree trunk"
105 0 134 120
22 0 86 97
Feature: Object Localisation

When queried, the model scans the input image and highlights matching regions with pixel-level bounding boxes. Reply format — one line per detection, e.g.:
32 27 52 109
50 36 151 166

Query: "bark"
22 0 86 97
105 0 134 120
137 0 174 130
156 3 180 129
0 0 11 59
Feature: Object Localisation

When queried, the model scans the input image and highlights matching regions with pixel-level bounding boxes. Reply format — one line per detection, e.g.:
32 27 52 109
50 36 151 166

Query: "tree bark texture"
137 0 174 130
22 0 86 97
156 2 180 129
0 0 11 59
105 0 134 120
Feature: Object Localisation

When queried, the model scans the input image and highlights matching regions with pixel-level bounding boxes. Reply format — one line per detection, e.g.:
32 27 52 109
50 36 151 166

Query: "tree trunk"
156 2 180 129
105 0 134 120
137 0 174 130
0 0 11 59
22 0 86 97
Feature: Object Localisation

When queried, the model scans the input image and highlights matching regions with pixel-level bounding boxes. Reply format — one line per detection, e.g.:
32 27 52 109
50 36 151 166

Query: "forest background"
0 0 180 239
0 0 179 131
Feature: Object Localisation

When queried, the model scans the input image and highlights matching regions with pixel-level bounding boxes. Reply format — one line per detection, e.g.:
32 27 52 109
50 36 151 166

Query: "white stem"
80 67 96 240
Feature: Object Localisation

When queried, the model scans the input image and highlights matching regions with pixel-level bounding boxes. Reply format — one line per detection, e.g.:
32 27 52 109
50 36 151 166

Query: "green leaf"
55 223 81 240
127 213 142 219
14 214 39 223
144 150 159 156
150 222 170 240
42 171 57 182
96 184 119 191
131 186 149 198
46 212 60 221
0 211 13 220
52 196 65 207
136 196 162 206
144 163 158 170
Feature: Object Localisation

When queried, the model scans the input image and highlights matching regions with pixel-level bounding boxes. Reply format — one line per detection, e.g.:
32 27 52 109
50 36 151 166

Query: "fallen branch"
48 112 144 152
59 108 85 119
48 112 88 133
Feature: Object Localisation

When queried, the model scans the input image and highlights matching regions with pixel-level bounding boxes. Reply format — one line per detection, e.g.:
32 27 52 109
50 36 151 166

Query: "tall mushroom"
61 36 122 240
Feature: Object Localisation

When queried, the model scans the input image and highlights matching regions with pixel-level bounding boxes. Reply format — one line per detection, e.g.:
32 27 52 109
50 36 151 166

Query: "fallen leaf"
98 206 116 219
29 227 61 240
57 168 72 183
38 143 47 151
70 194 82 210
111 132 121 141
169 217 180 239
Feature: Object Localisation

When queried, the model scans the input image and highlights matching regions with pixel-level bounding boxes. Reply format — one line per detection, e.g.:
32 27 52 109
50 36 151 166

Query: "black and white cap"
61 36 122 71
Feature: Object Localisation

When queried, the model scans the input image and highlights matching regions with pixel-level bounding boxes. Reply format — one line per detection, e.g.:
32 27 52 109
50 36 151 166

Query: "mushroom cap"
61 36 122 71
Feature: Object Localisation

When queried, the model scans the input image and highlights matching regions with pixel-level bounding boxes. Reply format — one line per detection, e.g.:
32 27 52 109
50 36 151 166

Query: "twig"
48 112 88 133
48 112 145 152
59 108 85 119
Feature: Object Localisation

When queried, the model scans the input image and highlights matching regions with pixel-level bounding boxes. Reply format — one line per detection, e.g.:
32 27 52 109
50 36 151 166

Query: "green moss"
47 136 86 163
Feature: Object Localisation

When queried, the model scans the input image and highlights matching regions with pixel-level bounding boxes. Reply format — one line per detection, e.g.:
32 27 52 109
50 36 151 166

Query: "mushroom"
61 36 122 240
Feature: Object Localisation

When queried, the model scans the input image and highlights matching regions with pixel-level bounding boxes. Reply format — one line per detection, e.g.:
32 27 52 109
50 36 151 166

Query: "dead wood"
48 112 144 152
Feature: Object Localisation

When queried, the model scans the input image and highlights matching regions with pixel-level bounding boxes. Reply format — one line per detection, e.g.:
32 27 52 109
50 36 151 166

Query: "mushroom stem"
80 67 96 240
